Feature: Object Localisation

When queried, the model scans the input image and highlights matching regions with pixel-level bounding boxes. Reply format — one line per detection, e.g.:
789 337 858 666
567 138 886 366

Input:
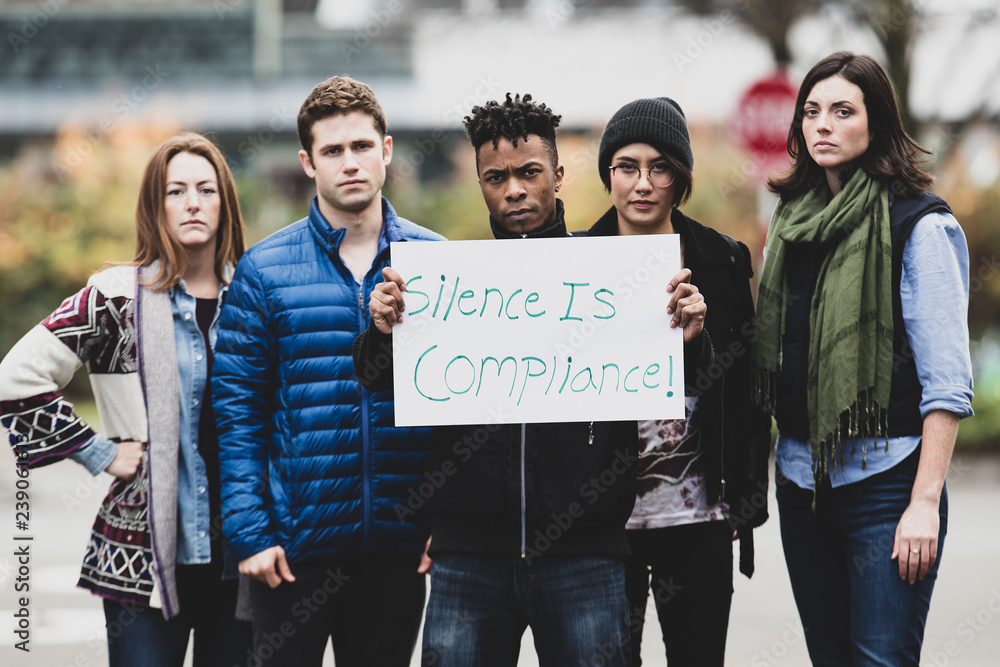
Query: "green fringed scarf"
752 169 893 482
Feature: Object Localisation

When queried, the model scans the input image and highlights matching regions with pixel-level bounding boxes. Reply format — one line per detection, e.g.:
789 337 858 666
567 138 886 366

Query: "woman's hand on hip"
104 441 143 480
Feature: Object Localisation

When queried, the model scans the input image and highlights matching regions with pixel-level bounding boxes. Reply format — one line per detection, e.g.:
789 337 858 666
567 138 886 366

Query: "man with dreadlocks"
354 93 710 666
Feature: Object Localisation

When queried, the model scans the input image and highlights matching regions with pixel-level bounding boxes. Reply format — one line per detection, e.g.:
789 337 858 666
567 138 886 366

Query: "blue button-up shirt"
72 279 226 565
170 279 226 564
776 211 975 489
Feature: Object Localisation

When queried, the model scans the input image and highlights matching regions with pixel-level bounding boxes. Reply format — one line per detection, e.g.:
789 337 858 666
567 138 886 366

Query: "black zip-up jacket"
588 207 772 576
353 200 712 561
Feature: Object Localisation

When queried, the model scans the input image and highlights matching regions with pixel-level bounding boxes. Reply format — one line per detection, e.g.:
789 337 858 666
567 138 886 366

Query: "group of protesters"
0 50 973 667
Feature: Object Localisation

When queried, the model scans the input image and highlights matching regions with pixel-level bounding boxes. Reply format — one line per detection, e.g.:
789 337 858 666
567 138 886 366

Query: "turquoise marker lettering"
457 289 477 315
599 363 620 393
667 356 674 397
624 366 641 393
414 345 448 402
643 363 660 389
593 288 616 319
504 289 523 320
558 356 573 393
480 288 503 318
444 355 475 394
545 355 557 394
432 275 447 318
560 282 588 321
517 356 548 406
406 276 429 315
442 275 460 321
477 356 518 397
571 367 598 393
525 292 546 318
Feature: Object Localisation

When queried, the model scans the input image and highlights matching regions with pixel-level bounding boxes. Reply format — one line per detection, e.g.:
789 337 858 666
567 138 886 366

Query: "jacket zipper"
520 423 527 558
358 281 372 550
718 372 726 503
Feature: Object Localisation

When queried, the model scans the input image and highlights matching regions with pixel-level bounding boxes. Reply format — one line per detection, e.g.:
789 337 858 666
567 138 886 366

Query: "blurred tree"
677 0 821 67
676 0 919 126
0 126 166 356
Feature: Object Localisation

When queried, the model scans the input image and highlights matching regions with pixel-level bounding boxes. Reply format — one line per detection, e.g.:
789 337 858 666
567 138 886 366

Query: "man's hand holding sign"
371 265 705 341
367 234 704 426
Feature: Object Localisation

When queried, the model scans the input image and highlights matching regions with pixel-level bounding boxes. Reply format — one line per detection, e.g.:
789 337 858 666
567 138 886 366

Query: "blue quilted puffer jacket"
213 197 444 564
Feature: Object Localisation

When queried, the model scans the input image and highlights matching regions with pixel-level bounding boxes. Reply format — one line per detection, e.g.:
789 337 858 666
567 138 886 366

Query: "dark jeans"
103 564 251 667
247 556 425 667
624 520 734 667
776 447 947 666
422 554 630 667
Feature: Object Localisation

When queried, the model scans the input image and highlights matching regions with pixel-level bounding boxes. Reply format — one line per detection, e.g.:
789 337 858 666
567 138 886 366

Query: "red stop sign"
735 72 798 178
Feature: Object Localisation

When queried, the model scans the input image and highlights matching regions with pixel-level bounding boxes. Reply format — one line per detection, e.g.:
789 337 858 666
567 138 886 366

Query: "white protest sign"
389 234 684 426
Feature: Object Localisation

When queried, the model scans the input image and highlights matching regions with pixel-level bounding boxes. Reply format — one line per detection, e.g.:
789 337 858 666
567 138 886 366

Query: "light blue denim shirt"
71 279 226 565
776 211 975 489
170 279 227 564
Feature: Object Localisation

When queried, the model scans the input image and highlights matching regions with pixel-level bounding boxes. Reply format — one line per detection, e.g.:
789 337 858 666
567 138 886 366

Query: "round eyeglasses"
608 163 675 188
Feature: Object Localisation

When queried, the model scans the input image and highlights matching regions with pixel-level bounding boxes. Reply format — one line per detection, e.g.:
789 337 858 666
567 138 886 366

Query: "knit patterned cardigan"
0 263 183 618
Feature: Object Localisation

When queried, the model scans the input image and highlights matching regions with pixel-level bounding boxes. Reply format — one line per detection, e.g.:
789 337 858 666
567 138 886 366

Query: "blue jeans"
103 565 250 667
776 446 947 666
422 554 630 667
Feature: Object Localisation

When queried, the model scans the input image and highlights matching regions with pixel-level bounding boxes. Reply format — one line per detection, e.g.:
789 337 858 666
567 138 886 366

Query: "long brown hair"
768 52 933 199
132 133 246 291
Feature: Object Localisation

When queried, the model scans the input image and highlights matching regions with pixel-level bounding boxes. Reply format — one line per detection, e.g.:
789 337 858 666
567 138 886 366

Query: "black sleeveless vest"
774 191 953 440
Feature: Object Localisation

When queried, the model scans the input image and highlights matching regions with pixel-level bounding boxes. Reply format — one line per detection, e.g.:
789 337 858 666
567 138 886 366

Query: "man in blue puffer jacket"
212 76 444 667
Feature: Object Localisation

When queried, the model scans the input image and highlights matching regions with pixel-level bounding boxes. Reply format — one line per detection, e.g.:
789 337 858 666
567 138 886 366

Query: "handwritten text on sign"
389 234 684 426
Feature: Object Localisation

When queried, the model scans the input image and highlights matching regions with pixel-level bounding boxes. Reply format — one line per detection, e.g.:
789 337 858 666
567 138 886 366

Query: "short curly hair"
463 93 562 170
298 76 387 158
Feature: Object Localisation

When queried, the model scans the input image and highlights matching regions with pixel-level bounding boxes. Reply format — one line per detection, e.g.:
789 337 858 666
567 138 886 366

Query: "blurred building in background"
2 0 998 180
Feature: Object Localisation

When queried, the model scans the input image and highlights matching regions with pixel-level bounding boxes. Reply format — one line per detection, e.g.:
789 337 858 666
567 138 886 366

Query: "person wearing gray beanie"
587 99 771 667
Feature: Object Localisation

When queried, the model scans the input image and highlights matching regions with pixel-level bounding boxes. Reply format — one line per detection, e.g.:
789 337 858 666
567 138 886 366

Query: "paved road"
2 450 998 666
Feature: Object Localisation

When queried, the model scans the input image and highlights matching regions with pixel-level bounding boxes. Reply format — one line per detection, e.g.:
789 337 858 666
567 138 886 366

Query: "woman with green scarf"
754 52 973 665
